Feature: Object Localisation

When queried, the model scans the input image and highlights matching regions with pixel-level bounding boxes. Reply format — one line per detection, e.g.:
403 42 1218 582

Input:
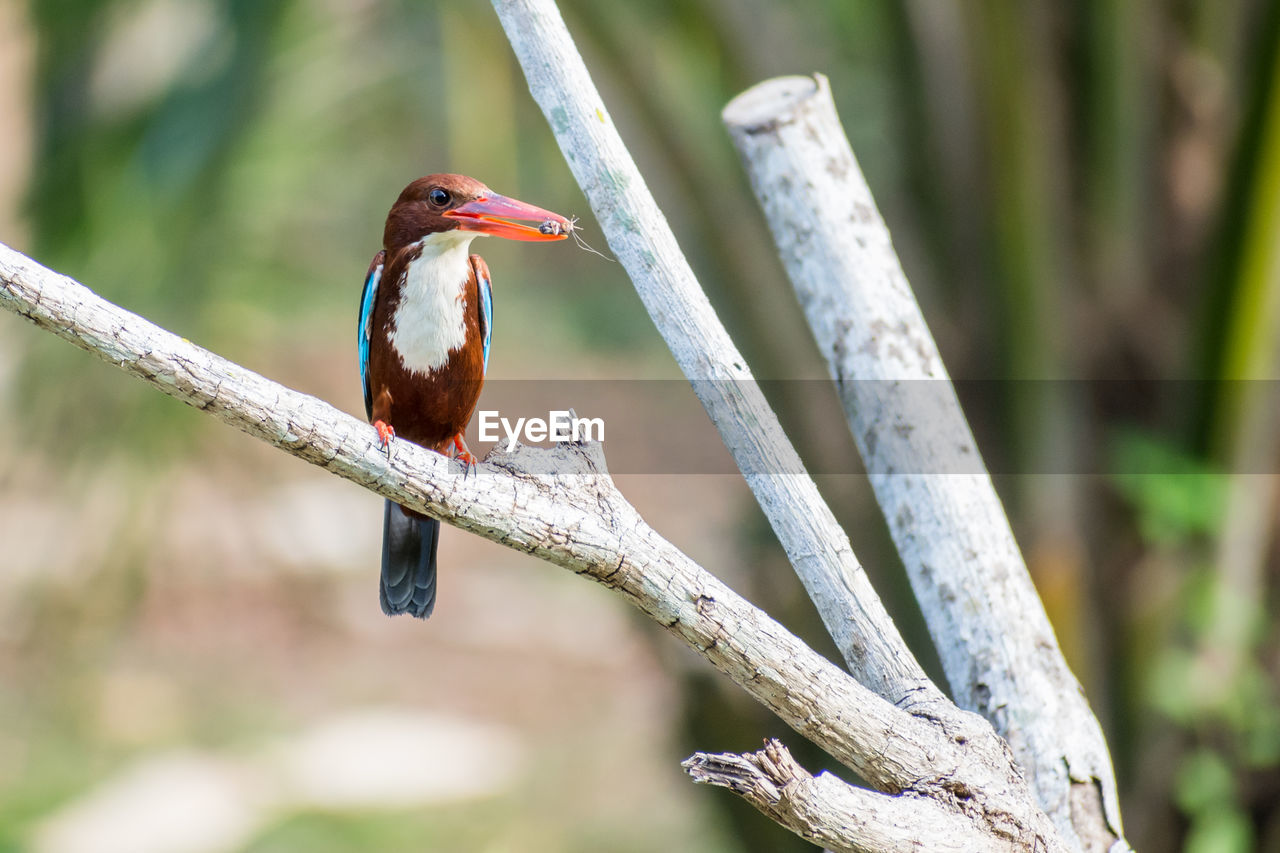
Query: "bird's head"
384 174 572 250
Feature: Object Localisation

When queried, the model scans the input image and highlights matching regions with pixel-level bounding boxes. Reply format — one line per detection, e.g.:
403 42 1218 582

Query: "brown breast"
367 246 486 453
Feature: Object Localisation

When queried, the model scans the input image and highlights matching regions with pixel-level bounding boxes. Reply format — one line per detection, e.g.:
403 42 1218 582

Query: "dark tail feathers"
380 500 439 618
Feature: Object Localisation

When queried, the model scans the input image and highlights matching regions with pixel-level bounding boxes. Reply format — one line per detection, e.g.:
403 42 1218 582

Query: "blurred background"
1 0 1279 851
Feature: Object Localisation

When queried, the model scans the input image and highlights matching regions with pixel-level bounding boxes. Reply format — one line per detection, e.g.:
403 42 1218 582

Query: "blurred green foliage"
1110 430 1228 544
6 0 1280 851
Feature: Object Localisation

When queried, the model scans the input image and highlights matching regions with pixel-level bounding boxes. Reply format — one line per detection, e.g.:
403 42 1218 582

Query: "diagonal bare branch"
0 241 1067 850
489 0 934 712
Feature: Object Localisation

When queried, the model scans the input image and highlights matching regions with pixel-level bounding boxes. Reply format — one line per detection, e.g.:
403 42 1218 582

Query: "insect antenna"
566 218 614 262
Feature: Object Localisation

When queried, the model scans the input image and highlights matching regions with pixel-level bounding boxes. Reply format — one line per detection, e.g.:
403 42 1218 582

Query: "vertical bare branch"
721 74 1126 851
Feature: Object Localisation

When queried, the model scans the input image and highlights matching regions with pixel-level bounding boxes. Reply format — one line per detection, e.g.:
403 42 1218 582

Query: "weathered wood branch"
489 0 934 707
684 739 1008 853
0 242 1067 850
489 2 1097 848
722 74 1127 851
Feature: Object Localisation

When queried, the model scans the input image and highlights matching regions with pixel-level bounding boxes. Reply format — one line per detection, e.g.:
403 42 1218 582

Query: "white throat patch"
389 230 479 375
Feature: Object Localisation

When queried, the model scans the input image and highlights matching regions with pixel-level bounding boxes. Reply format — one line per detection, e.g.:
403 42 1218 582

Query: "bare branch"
483 3 1088 847
489 0 934 707
684 739 1014 853
721 74 1126 851
0 242 1067 851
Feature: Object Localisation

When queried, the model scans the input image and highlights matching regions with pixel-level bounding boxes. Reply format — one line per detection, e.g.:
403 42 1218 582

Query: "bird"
359 174 570 618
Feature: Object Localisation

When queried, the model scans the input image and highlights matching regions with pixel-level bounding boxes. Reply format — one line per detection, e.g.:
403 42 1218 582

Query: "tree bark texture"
685 740 1018 853
722 74 1126 852
0 241 1068 851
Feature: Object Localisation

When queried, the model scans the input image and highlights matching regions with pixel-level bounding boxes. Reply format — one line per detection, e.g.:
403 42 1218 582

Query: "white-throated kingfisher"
359 174 570 618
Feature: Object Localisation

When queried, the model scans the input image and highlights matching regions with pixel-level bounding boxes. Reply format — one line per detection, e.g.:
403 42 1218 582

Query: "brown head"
383 173 572 251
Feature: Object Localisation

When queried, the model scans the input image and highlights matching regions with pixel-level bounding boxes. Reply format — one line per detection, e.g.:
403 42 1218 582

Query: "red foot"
373 420 395 455
451 433 478 472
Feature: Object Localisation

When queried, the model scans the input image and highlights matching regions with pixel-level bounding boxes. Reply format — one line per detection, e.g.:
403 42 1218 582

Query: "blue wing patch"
358 251 384 419
477 264 493 376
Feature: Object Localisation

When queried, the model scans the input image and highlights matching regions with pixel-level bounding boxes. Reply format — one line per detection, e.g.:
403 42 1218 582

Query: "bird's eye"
428 188 450 207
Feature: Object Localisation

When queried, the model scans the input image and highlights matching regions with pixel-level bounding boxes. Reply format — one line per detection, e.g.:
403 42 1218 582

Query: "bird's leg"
373 420 395 458
451 432 478 473
371 388 396 459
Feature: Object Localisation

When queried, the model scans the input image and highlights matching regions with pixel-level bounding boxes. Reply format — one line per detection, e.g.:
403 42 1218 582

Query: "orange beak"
445 192 571 242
